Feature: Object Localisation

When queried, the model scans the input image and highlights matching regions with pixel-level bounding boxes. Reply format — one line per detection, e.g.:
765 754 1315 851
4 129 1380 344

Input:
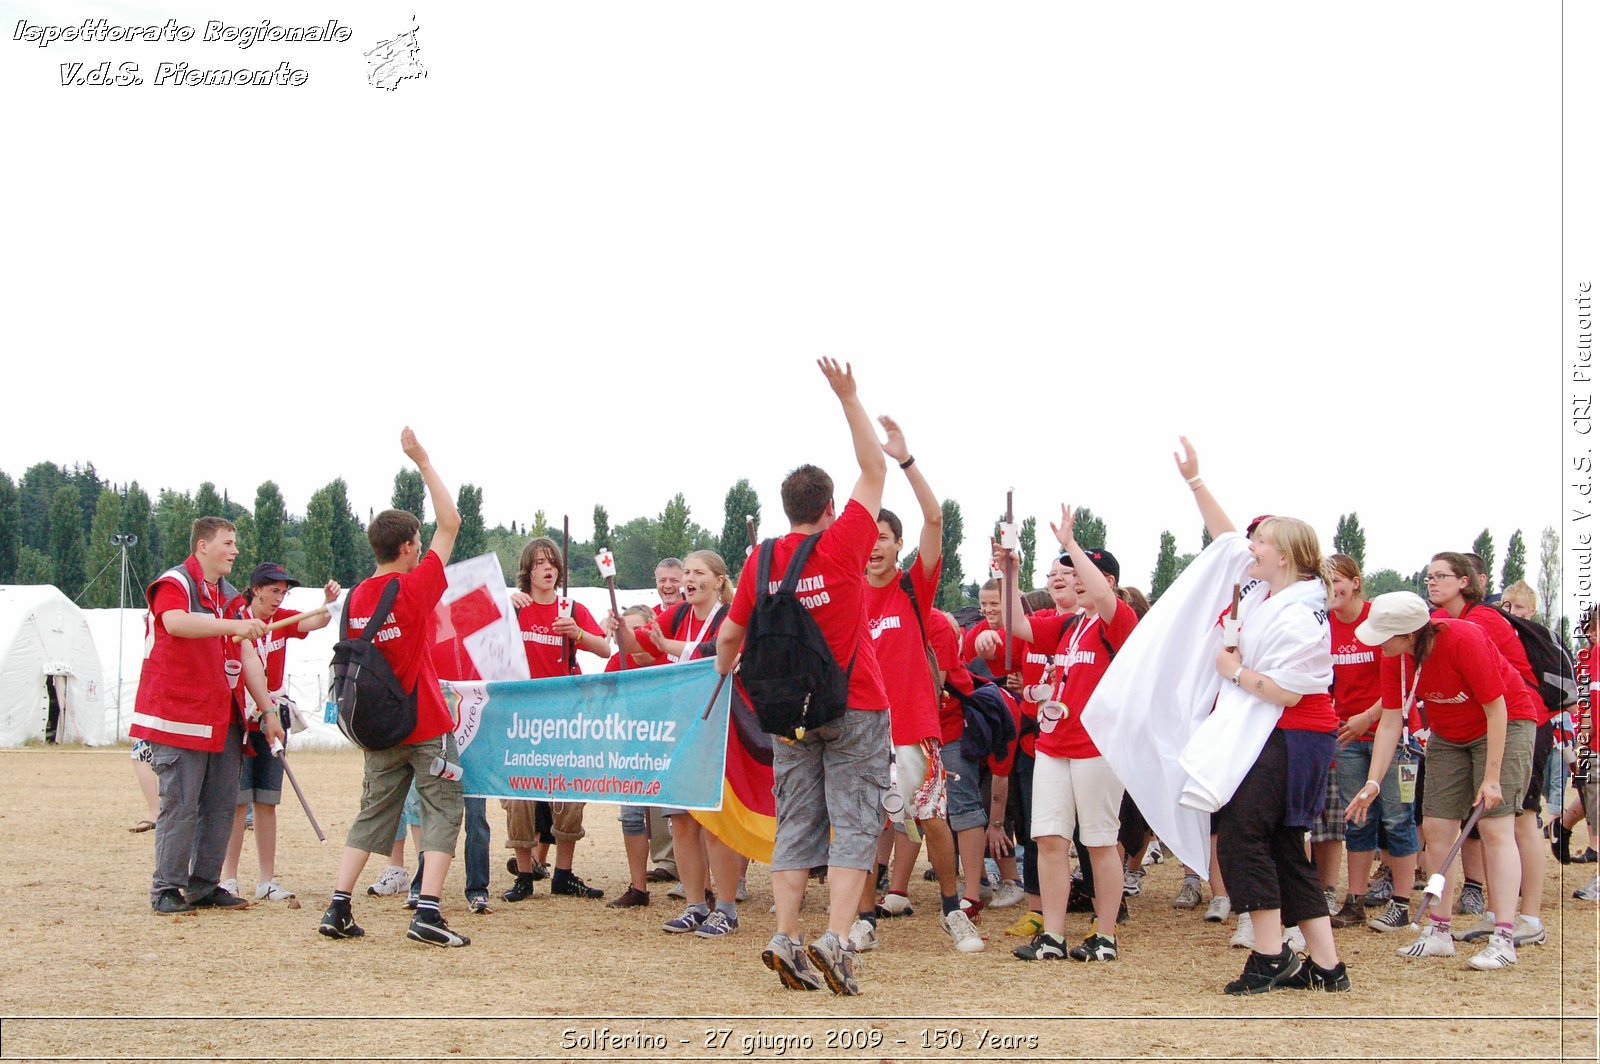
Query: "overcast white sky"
0 2 1580 608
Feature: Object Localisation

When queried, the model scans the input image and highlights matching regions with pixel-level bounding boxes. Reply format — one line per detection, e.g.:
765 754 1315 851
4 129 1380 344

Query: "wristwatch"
1230 666 1244 686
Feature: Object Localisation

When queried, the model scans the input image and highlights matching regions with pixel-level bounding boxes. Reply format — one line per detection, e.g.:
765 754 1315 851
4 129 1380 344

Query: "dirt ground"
0 746 1594 1064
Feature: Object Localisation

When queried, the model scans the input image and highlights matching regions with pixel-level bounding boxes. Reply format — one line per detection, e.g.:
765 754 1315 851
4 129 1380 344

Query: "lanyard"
673 605 716 664
1050 610 1098 703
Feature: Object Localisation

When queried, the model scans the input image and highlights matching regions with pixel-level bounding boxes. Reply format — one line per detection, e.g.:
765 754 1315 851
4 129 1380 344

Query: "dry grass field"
0 746 1594 1063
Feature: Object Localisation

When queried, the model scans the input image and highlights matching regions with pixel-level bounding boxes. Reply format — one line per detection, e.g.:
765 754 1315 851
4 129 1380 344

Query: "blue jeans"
1335 740 1419 857
411 796 490 898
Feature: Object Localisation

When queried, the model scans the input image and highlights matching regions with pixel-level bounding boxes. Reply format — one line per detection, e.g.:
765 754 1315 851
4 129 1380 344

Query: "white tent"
0 585 111 746
80 583 667 749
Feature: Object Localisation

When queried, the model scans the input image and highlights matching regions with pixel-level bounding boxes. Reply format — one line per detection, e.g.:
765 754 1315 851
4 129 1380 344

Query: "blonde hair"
686 549 735 606
1256 517 1329 593
621 604 655 626
1501 580 1537 614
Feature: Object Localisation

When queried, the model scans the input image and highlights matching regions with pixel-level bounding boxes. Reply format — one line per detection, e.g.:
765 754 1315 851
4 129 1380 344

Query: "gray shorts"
345 733 464 856
770 707 890 873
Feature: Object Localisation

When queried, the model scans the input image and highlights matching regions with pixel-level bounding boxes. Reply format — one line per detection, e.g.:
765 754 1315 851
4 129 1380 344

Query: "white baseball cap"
1354 591 1431 645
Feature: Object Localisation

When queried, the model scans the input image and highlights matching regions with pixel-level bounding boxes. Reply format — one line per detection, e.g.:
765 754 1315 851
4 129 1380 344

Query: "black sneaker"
504 856 552 880
1281 956 1351 991
1329 894 1366 928
1068 932 1118 961
190 887 250 909
1223 945 1302 995
318 903 365 939
152 889 195 915
551 870 603 899
1013 932 1067 960
407 909 471 947
501 873 537 903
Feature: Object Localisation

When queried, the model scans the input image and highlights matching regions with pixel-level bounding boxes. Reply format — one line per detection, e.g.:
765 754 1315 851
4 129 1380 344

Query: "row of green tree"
0 465 1570 640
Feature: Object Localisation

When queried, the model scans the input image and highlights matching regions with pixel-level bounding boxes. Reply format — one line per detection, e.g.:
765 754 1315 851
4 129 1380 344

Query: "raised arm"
819 359 886 517
403 426 459 565
991 539 1035 644
880 415 942 579
1052 504 1118 623
1175 436 1235 541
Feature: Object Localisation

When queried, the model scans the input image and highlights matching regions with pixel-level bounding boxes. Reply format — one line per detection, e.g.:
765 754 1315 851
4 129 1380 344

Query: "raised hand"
401 426 429 467
1174 436 1199 481
878 415 909 463
1049 503 1076 549
817 358 857 400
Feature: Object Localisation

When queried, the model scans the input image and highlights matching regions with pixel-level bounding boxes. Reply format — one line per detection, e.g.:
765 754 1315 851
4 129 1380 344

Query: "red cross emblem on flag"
595 548 617 579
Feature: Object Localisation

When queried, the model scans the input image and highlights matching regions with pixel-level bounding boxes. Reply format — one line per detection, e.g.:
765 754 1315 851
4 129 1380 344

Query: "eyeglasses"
1423 572 1461 583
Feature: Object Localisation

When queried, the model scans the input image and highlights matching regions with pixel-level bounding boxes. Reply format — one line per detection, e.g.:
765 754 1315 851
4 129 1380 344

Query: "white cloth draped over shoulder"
1080 532 1332 878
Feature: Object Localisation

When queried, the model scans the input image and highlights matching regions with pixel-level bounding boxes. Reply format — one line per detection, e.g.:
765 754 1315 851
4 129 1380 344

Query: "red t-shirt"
1380 618 1508 743
247 605 307 693
345 553 452 746
517 598 605 679
930 608 973 745
1012 607 1060 759
1434 604 1541 724
726 499 888 712
961 619 1030 683
1027 600 1138 759
1329 601 1381 735
636 602 726 662
864 560 943 745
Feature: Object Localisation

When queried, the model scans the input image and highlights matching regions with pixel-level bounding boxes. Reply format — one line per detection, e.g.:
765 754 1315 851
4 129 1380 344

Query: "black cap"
1082 548 1120 582
249 562 300 588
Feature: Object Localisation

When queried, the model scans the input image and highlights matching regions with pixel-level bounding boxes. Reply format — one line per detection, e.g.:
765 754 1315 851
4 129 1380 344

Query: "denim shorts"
940 738 988 833
1335 740 1419 857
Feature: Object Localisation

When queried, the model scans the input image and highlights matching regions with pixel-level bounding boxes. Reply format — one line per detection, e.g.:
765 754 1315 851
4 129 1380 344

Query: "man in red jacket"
133 517 280 914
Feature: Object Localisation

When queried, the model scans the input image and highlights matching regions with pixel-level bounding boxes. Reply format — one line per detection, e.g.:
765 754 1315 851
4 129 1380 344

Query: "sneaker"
1223 945 1302 995
990 879 1026 908
1330 895 1367 929
404 888 419 911
736 876 749 903
1365 899 1410 933
1230 912 1256 949
366 866 408 896
1397 923 1456 958
1124 869 1144 897
551 871 603 899
806 930 861 995
1203 895 1231 922
1511 914 1546 946
942 908 985 953
762 933 824 991
1066 888 1095 913
1005 910 1044 938
318 902 364 939
191 887 250 909
244 807 254 830
152 889 195 915
1455 881 1486 915
501 873 537 903
1013 932 1067 960
1466 934 1518 970
1362 866 1394 907
1452 912 1497 942
1173 876 1203 910
407 910 470 947
467 894 495 915
667 882 686 899
1574 874 1600 901
646 866 676 883
923 866 939 881
1284 926 1306 953
219 878 239 897
504 856 550 881
876 891 914 918
848 918 880 952
256 880 295 902
1281 957 1351 992
1068 932 1118 961
605 886 650 909
663 905 710 933
694 910 740 938
1323 886 1340 916
1141 842 1167 867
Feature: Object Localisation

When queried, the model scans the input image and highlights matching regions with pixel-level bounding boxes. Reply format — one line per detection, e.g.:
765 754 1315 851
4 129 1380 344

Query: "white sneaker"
1141 842 1166 867
1511 914 1545 946
1229 911 1255 949
1397 923 1456 958
219 878 238 897
1283 925 1306 953
848 918 879 952
667 882 686 899
366 865 408 896
877 891 914 917
1575 874 1600 902
1204 895 1231 922
1451 912 1497 942
736 876 749 903
1123 869 1143 897
1324 887 1340 916
989 879 1026 909
1467 934 1518 970
256 879 295 901
1172 876 1203 909
942 908 985 952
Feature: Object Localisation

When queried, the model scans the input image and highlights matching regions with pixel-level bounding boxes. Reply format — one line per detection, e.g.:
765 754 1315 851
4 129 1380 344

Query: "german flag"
691 679 775 862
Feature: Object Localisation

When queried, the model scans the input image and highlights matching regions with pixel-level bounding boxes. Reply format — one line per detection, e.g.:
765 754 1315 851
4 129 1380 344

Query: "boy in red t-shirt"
715 359 892 996
319 428 468 947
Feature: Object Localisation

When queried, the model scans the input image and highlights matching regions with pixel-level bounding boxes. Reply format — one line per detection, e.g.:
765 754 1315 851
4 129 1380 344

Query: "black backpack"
1490 607 1580 714
329 577 419 751
666 601 731 661
739 534 853 740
